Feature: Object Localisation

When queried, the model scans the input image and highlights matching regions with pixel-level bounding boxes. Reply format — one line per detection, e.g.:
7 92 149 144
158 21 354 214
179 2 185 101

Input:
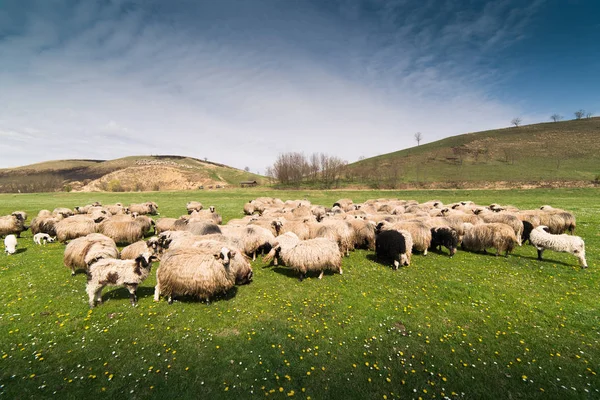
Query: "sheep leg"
423 248 427 256
393 260 399 270
95 288 104 305
339 267 343 275
318 271 324 280
126 284 138 306
153 283 161 302
86 285 98 308
536 248 544 261
252 252 256 262
168 296 173 305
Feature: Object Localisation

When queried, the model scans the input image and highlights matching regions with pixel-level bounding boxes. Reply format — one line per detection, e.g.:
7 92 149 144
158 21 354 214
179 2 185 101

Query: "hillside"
0 155 265 193
345 117 600 188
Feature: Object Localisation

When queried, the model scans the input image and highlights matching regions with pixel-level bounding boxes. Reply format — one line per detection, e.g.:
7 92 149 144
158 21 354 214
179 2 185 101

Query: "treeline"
265 152 348 188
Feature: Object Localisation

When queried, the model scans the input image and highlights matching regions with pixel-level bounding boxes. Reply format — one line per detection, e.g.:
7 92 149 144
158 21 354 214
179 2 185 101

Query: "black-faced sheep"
154 247 238 303
529 225 587 268
429 227 459 257
63 233 119 275
461 223 517 257
376 221 431 255
375 229 413 269
86 253 157 307
4 234 17 255
0 213 28 238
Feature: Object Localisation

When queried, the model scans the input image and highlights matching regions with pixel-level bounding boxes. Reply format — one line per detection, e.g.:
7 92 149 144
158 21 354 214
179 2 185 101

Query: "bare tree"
244 166 250 172
574 110 585 120
414 132 423 146
550 114 563 122
511 117 522 127
586 112 594 119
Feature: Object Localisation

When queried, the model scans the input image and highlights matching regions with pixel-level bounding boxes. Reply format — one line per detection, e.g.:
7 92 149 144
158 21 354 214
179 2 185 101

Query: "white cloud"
0 0 543 171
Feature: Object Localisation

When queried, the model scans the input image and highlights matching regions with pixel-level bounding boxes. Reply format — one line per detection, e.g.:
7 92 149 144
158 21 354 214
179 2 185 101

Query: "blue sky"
1 0 598 172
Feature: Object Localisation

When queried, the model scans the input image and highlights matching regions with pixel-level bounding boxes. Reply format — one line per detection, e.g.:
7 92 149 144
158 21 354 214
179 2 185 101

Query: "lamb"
86 252 157 307
121 237 160 260
186 201 204 214
375 229 413 269
266 237 342 281
33 233 56 245
529 225 587 268
0 213 28 237
461 223 517 257
63 233 119 275
4 234 17 255
429 227 459 257
154 247 238 303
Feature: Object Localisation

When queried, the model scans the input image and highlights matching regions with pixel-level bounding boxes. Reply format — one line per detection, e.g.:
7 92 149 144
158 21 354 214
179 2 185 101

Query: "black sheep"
375 230 410 270
430 227 459 257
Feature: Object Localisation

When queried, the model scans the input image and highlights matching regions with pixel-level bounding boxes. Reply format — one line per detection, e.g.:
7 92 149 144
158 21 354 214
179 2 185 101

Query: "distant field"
0 188 598 399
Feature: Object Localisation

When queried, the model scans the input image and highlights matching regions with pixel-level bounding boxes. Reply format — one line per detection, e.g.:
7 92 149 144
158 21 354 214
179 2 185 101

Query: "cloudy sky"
1 0 599 172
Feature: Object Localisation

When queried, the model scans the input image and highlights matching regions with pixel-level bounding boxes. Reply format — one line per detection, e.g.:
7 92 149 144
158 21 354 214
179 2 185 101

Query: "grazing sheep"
348 217 376 250
191 240 253 284
30 215 60 237
129 202 159 215
105 203 129 215
313 220 354 256
189 207 222 224
185 219 222 236
472 209 524 245
234 225 275 261
154 247 238 303
333 199 354 212
55 216 99 243
52 207 74 218
63 233 119 275
529 226 587 268
267 237 342 281
461 223 517 257
86 253 157 307
33 233 56 245
97 219 146 245
243 200 265 216
121 237 160 260
263 232 301 266
4 234 17 255
0 213 28 237
375 229 413 269
272 219 311 240
186 201 204 214
376 221 431 255
430 227 459 257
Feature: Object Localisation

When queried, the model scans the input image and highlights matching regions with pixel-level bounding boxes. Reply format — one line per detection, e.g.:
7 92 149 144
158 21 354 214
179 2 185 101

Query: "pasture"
0 188 598 399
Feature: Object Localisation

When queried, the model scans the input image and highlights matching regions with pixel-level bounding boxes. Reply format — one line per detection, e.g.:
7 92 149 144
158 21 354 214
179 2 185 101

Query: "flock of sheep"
0 196 588 307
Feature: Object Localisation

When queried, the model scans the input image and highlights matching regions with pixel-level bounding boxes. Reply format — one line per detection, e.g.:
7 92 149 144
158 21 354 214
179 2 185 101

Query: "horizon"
1 0 599 173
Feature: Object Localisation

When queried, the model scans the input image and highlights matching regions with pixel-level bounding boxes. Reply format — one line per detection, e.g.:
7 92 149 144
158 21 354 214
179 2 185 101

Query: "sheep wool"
4 234 17 255
529 226 587 268
63 233 119 275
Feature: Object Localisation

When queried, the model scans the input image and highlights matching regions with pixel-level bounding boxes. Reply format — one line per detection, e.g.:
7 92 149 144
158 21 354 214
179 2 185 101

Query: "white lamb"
4 234 17 255
33 233 56 245
529 225 587 268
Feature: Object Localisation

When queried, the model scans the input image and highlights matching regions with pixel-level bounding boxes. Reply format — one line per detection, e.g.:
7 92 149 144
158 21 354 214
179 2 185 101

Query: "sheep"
86 252 157 307
155 218 178 234
461 223 517 257
53 207 74 218
375 229 413 269
185 220 222 236
33 233 56 245
266 237 342 281
233 225 275 261
121 237 160 260
30 215 60 237
189 207 222 224
4 234 17 255
105 203 129 215
529 226 587 268
191 240 253 284
55 215 99 243
333 199 354 212
347 217 376 250
129 202 159 215
154 247 238 303
472 209 524 245
376 220 431 255
186 201 204 214
0 213 28 237
313 220 354 256
263 232 301 266
243 201 265 216
271 219 311 240
63 233 119 275
429 227 459 257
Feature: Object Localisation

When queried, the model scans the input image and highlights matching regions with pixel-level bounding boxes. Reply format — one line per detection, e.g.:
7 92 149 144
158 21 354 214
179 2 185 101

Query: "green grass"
346 117 600 186
0 188 598 399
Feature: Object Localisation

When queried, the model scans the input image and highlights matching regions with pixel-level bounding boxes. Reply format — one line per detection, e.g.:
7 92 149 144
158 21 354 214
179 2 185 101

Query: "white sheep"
86 252 157 307
529 225 587 268
33 233 56 245
4 234 17 255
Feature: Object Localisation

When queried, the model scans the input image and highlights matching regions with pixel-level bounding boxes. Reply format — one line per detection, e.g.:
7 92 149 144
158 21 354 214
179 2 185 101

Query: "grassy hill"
345 117 600 188
0 155 266 193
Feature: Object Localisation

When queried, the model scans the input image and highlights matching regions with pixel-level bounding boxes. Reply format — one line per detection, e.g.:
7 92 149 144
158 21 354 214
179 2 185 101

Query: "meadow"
0 188 598 399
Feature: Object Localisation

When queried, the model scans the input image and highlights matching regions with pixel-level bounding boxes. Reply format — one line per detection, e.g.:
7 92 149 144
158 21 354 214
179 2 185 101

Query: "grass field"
0 188 598 399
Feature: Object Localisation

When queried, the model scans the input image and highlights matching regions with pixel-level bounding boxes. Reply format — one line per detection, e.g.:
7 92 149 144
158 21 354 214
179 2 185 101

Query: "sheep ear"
214 253 220 260
229 250 237 257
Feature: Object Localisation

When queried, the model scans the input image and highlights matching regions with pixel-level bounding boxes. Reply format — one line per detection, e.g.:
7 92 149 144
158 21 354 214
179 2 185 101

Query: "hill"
345 117 600 188
0 155 265 193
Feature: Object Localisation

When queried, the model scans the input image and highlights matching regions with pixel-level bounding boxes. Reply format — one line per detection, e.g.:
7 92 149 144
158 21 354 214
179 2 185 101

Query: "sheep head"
214 247 234 266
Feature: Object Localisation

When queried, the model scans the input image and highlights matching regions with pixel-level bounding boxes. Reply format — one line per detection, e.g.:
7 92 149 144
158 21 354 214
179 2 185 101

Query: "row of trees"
265 152 347 187
512 110 594 127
